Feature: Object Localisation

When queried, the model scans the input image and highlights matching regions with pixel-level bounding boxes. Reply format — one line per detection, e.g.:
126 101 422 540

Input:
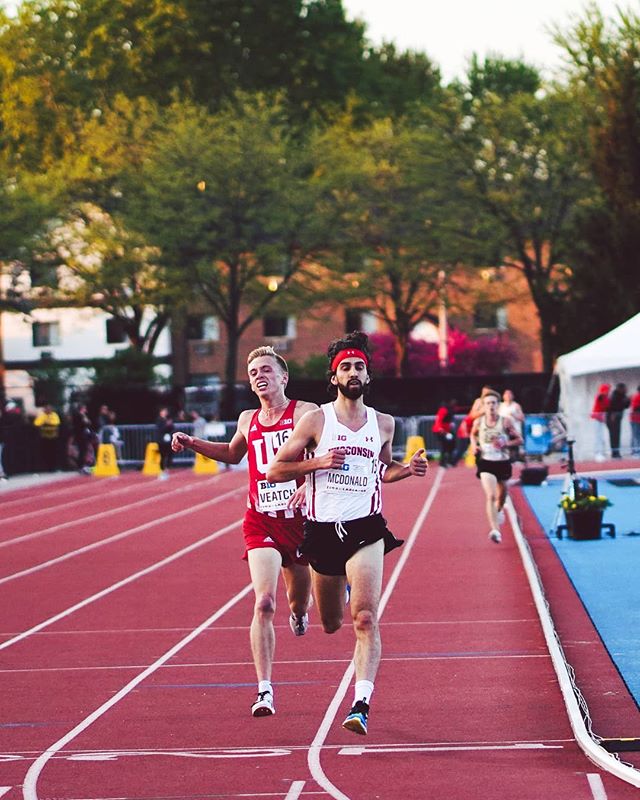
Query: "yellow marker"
464 445 476 468
142 442 162 475
93 444 120 477
403 435 426 463
194 451 219 474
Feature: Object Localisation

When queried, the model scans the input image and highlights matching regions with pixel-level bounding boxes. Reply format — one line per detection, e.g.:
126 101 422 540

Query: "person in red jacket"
630 386 640 457
590 383 610 462
432 399 457 468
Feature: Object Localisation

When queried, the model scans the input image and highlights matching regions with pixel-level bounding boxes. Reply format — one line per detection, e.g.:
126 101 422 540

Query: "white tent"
555 313 640 459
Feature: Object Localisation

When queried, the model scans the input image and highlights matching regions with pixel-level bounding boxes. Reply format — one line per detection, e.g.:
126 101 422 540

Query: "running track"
1 464 639 799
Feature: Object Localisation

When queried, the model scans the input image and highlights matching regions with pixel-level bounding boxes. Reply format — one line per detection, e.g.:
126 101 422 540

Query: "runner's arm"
377 413 428 482
171 411 250 464
266 410 345 481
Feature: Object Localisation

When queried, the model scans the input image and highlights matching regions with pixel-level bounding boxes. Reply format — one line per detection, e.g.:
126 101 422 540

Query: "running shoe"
251 690 275 717
345 584 351 605
342 700 369 735
289 612 309 636
489 529 502 544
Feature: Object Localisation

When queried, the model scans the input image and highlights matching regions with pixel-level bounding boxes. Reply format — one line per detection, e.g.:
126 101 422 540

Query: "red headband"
331 348 369 373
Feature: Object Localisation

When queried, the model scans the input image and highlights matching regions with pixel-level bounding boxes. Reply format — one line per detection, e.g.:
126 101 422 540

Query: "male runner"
172 346 317 717
267 331 428 734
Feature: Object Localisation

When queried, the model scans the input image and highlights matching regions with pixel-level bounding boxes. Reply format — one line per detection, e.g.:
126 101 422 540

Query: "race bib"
325 461 370 494
257 479 298 512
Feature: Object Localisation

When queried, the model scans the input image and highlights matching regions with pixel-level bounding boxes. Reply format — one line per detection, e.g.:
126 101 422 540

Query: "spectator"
499 389 525 462
590 383 610 462
630 385 640 458
34 403 62 472
100 410 123 460
607 383 630 459
432 399 457 468
71 404 95 474
155 407 174 480
451 410 473 467
189 409 207 440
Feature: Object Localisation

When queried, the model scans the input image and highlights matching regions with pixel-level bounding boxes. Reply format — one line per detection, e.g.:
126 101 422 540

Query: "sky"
341 0 626 82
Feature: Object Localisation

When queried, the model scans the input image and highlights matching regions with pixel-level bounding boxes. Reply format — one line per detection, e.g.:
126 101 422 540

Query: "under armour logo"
263 536 274 543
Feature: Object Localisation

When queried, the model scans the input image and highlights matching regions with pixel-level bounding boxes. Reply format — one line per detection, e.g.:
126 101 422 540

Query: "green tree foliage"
126 94 327 415
553 5 640 346
444 62 594 370
35 203 175 352
312 112 461 376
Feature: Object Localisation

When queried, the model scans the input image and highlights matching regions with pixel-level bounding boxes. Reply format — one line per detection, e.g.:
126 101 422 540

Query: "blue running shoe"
342 700 369 735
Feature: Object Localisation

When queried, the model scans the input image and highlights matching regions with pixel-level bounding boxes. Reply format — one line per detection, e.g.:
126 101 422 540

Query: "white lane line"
0 788 11 798
0 475 223 548
587 773 608 800
284 780 306 800
0 518 243 652
0 652 550 674
22 582 254 800
0 487 244 585
308 468 445 800
506 498 640 789
339 742 563 755
1 480 161 526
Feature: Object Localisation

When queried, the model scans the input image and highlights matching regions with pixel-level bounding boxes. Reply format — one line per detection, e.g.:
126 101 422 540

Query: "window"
262 314 289 336
106 317 127 344
473 303 507 330
345 309 377 334
32 321 60 348
187 315 220 341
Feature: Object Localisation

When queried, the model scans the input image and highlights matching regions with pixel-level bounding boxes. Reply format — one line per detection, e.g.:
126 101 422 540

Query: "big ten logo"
252 428 291 473
336 434 347 441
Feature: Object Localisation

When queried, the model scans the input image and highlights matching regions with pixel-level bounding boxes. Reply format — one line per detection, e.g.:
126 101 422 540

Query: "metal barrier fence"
113 414 567 467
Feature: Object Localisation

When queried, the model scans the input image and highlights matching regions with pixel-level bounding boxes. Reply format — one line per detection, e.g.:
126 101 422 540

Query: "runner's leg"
480 471 499 530
345 538 384 683
247 548 282 682
313 572 348 633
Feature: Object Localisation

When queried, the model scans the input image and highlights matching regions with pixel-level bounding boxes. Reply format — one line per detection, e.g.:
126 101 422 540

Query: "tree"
312 112 462 376
553 5 640 347
444 67 594 371
126 94 328 417
35 203 176 353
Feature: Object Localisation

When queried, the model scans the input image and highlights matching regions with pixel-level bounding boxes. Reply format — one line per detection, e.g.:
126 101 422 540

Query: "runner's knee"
254 593 276 619
352 608 376 634
320 612 343 634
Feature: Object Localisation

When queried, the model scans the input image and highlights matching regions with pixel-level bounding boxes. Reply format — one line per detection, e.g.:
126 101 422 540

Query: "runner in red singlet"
171 346 317 718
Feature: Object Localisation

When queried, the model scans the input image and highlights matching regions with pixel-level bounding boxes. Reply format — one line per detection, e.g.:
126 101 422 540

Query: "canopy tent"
555 313 640 459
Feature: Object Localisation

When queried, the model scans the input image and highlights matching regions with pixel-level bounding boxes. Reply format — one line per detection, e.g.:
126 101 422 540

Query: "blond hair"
246 345 288 374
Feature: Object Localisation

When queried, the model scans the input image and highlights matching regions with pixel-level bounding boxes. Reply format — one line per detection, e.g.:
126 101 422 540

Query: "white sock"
354 680 374 705
258 680 272 695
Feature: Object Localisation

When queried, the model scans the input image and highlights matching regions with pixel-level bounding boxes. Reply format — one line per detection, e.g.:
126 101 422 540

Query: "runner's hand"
172 431 193 452
316 449 346 470
287 483 306 509
408 448 428 476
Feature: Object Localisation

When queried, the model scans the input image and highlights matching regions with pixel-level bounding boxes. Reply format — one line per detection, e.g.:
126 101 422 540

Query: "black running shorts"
301 513 404 576
476 458 512 482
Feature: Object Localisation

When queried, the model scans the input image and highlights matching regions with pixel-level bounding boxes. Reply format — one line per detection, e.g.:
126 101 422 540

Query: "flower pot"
564 509 603 540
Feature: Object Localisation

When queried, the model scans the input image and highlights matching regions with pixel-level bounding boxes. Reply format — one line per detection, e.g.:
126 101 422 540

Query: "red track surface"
1 463 639 800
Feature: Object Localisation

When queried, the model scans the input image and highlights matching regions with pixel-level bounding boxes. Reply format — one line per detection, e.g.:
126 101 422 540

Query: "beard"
337 379 365 399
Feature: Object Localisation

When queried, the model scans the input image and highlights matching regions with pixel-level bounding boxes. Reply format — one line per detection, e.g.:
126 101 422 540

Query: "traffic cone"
142 442 162 475
194 451 219 474
93 444 120 477
403 435 426 463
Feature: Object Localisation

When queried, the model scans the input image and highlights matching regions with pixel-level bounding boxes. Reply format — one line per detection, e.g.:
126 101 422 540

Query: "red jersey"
246 399 302 519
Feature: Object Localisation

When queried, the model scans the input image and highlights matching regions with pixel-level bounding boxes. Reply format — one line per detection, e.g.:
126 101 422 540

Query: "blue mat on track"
521 471 640 707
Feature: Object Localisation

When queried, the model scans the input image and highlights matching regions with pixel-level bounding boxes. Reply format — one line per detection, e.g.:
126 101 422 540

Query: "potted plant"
558 493 612 540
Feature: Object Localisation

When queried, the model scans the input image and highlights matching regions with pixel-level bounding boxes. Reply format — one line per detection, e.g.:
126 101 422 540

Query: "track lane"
2 465 639 799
